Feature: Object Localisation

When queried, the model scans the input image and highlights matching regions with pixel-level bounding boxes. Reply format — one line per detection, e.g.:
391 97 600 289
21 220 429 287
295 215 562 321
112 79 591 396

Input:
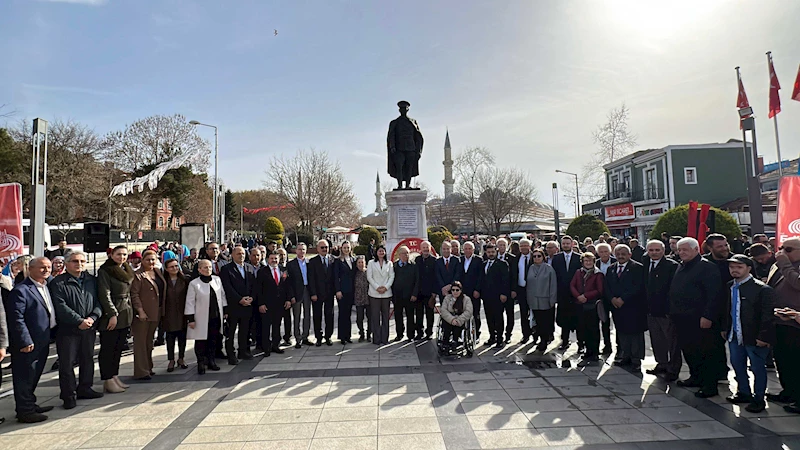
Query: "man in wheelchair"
439 281 474 354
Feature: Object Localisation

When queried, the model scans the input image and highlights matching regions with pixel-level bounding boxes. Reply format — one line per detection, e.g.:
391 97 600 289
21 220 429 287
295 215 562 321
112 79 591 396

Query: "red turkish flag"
737 73 750 129
792 64 800 102
768 57 781 118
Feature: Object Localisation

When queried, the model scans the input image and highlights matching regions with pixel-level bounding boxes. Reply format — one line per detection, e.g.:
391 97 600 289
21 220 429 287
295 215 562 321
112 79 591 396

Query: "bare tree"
265 149 361 236
454 147 495 237
475 167 538 234
569 104 638 203
0 104 16 119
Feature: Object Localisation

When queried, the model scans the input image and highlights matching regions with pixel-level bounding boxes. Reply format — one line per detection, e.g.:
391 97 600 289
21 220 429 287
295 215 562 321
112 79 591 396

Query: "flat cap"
397 100 410 108
727 254 755 269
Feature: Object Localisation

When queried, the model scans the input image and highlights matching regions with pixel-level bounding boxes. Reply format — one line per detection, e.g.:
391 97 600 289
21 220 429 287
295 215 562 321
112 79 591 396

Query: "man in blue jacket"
8 257 56 423
50 251 104 409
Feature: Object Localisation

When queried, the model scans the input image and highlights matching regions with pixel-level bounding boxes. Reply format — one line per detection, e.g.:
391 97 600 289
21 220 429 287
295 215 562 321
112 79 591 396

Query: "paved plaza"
1 309 799 450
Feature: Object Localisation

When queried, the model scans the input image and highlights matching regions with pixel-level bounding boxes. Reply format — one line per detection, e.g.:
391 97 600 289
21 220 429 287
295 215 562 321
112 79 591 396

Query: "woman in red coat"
570 252 605 367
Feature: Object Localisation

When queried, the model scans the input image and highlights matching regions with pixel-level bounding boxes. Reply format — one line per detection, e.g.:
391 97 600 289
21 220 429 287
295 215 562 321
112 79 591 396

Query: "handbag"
596 299 608 323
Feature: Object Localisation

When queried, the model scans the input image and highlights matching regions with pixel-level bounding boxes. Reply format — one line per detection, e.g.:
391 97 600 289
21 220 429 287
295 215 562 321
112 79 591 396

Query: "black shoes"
677 378 702 388
17 412 48 423
695 389 718 398
63 397 77 409
228 357 239 366
393 336 403 342
784 403 800 414
495 340 505 349
239 352 254 361
519 335 530 345
662 373 679 382
273 347 285 354
613 359 632 367
303 339 313 346
315 341 322 347
726 393 754 404
76 389 104 400
198 363 206 375
746 401 766 413
208 362 221 371
325 338 333 346
358 334 365 343
766 392 793 403
536 342 547 352
35 405 54 413
295 343 302 349
486 337 496 346
646 367 666 375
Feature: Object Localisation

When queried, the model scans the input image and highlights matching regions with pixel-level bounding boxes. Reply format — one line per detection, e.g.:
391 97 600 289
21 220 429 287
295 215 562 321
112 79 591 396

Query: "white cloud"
37 0 107 5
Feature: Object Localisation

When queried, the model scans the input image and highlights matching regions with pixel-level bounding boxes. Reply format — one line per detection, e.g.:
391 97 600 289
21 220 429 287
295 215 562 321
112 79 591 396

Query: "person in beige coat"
186 259 228 374
439 281 474 348
366 245 394 345
130 250 166 380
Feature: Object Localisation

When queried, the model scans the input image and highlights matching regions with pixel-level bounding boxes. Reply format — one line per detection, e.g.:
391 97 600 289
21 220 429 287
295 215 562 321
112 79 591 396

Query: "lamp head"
189 120 200 125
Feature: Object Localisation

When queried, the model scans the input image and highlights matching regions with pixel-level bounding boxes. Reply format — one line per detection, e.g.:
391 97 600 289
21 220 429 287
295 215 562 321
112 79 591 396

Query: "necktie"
445 258 449 270
617 265 624 278
486 260 493 274
524 255 528 267
214 262 219 275
273 267 280 285
324 257 328 269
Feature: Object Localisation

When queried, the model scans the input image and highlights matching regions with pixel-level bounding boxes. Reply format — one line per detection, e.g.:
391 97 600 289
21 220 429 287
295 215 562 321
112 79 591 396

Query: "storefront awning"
606 220 633 229
630 217 659 227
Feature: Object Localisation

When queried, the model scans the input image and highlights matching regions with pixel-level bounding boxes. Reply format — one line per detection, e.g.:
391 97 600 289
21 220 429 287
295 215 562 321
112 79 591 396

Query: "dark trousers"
617 332 645 364
11 338 49 416
99 327 129 380
673 314 718 392
393 298 412 339
517 290 532 338
647 315 681 376
165 329 186 361
250 311 262 348
503 298 515 338
532 307 556 342
356 305 371 336
260 310 282 350
225 309 252 357
484 299 504 341
471 297 483 336
195 318 221 365
312 296 334 340
337 292 354 340
577 307 600 358
414 294 436 336
602 316 612 349
556 298 578 341
282 308 292 341
729 341 770 401
442 321 465 342
774 325 800 402
56 329 96 399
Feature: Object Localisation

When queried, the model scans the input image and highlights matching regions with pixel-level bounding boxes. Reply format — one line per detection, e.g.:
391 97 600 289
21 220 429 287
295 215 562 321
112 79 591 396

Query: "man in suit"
392 246 418 341
496 238 518 343
247 247 264 351
595 243 616 354
670 237 723 398
221 246 257 364
545 241 560 266
551 236 582 350
480 244 510 348
604 244 647 371
643 240 680 380
8 257 56 423
286 243 312 348
0 277 9 425
435 240 461 302
416 241 438 340
514 238 534 344
308 239 335 346
254 252 292 356
456 242 483 340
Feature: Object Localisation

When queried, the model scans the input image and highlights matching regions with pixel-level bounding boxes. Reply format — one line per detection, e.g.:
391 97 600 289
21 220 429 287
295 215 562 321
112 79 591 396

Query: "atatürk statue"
387 100 424 190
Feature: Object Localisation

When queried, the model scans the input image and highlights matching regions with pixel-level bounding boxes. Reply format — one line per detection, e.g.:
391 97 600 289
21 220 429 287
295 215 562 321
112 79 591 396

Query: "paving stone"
515 398 578 413
450 379 503 391
457 390 512 403
378 417 442 434
584 408 654 425
466 413 535 430
319 406 378 422
241 440 309 450
377 432 445 450
250 423 318 440
504 387 562 400
556 385 614 397
473 428 547 448
619 394 687 409
538 425 614 445
183 425 256 444
314 420 378 438
497 377 549 389
568 396 632 410
525 411 593 428
311 436 377 450
78 429 161 448
639 406 713 423
460 400 521 416
600 423 679 442
665 421 743 439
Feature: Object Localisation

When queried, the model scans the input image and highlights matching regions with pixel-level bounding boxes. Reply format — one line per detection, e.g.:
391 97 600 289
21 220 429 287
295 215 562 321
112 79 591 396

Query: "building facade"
602 140 753 240
155 198 185 231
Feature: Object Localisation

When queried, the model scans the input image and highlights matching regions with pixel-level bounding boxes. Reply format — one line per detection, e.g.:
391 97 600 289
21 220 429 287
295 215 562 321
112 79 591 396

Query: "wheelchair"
435 306 476 358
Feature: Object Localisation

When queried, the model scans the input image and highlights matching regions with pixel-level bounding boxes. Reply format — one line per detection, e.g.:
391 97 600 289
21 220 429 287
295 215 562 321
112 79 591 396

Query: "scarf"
101 259 135 283
581 265 598 282
453 294 464 315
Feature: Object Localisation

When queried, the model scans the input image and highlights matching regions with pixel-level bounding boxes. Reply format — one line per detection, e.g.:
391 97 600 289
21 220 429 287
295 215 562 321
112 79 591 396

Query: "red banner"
604 203 635 221
777 176 800 246
242 205 291 215
0 183 23 265
390 238 438 261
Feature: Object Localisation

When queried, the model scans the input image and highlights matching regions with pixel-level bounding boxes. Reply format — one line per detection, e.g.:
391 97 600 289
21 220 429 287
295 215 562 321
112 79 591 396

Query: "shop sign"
605 203 635 221
636 203 668 218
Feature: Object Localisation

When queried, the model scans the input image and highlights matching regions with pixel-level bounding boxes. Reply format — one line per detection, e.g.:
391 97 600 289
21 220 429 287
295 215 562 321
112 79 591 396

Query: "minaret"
375 172 382 212
443 129 455 198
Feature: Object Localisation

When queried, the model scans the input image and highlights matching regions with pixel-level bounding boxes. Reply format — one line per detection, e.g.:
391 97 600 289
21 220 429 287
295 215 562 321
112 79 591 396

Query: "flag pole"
767 51 784 176
736 67 751 180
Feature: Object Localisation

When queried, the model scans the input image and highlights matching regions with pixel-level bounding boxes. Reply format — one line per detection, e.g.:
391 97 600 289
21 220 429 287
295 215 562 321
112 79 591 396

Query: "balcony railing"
631 187 665 202
607 189 631 200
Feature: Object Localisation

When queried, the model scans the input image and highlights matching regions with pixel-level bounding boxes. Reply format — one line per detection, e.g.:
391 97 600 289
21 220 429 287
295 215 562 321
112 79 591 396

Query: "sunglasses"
779 246 795 253
532 254 544 258
320 246 329 249
451 288 462 292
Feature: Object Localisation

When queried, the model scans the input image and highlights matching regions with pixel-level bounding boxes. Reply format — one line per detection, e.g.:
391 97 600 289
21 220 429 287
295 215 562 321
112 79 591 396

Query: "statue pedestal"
385 190 428 258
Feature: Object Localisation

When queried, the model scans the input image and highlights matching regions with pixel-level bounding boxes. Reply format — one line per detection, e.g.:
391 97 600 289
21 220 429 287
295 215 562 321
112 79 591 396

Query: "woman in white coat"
185 259 227 374
366 245 394 345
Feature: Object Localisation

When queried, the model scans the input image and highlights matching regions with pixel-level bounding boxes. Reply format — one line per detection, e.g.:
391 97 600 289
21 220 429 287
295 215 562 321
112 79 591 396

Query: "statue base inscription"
385 190 428 258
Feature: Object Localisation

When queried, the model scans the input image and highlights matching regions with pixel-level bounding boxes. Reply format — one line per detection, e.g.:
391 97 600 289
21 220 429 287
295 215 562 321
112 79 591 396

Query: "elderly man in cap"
767 237 800 414
386 100 424 189
721 254 775 413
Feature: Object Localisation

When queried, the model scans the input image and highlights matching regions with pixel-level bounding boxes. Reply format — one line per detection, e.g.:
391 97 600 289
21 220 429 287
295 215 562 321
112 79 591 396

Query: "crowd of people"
0 230 799 425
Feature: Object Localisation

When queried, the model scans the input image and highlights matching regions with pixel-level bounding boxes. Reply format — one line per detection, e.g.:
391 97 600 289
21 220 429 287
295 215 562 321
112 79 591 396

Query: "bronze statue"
387 100 423 190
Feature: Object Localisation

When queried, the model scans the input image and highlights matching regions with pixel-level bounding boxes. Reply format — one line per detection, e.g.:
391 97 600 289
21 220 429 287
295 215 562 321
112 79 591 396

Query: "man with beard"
703 234 734 382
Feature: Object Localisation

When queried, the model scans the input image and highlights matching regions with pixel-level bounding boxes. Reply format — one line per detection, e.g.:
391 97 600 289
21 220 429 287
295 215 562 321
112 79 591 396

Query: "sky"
2 0 800 217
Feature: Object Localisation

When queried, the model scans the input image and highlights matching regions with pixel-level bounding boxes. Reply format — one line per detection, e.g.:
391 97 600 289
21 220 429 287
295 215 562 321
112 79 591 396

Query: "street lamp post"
189 120 219 241
555 170 580 217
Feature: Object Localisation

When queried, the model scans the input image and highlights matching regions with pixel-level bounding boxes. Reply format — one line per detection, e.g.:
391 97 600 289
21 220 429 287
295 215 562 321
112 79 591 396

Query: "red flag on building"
792 63 800 102
768 56 781 118
776 176 800 246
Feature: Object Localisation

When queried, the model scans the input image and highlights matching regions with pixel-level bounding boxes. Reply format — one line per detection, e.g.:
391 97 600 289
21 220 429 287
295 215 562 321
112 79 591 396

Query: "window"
684 167 697 184
645 168 657 199
622 171 630 192
157 200 164 209
610 174 619 196
158 217 164 228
